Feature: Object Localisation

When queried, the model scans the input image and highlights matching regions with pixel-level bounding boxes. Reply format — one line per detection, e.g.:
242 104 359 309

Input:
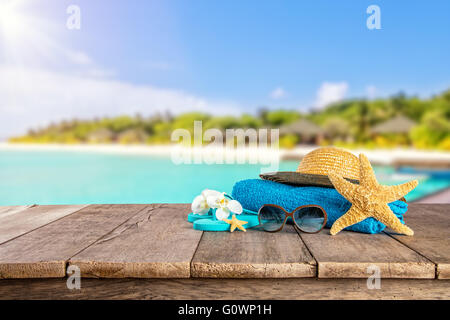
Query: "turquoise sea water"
0 150 449 206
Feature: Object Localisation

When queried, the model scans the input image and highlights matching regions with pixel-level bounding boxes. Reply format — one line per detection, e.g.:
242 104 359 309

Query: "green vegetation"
10 89 450 150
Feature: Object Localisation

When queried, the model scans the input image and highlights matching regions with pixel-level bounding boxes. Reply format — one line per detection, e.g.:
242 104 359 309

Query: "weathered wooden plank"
0 205 88 244
0 278 449 300
0 205 34 219
70 204 203 278
191 225 316 278
300 227 435 279
0 204 148 279
385 204 450 279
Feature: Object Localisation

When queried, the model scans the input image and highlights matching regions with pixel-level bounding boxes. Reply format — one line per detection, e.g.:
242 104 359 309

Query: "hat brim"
259 171 359 188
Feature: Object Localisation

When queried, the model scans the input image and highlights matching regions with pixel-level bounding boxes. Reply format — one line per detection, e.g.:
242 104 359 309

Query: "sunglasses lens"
293 207 325 233
259 205 286 231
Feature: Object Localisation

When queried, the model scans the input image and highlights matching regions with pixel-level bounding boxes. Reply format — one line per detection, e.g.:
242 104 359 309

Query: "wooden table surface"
0 203 449 299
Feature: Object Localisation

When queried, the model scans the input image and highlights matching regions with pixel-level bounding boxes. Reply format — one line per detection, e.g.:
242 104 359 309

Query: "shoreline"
1 142 449 166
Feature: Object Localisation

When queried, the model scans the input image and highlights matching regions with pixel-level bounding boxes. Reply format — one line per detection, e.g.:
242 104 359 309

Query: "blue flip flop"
187 211 213 223
192 213 260 231
187 194 260 231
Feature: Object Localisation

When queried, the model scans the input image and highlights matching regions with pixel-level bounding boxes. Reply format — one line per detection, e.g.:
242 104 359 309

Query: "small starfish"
329 153 418 236
223 214 248 232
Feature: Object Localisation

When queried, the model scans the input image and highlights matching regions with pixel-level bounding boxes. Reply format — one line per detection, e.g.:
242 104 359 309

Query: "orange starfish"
223 214 248 232
329 153 418 236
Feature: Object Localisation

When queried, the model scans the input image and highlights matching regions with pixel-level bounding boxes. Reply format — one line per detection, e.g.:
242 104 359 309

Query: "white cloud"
366 85 377 99
65 50 93 65
314 82 349 109
269 87 287 99
0 3 243 140
78 67 117 79
0 65 240 139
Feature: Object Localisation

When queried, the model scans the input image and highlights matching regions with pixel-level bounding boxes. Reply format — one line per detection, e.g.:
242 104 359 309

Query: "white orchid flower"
206 192 243 221
191 189 223 215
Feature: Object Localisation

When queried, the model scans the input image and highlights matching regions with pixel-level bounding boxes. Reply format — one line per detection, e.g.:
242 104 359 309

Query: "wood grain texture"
0 205 88 244
0 278 449 300
0 204 148 279
191 225 316 278
385 204 450 279
70 204 202 278
0 203 447 280
0 205 34 219
300 228 435 279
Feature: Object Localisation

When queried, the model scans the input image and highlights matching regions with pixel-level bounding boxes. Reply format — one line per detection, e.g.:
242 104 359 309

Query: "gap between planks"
295 205 441 279
0 204 446 280
190 204 443 279
0 205 151 279
69 204 203 279
383 204 450 279
190 224 317 279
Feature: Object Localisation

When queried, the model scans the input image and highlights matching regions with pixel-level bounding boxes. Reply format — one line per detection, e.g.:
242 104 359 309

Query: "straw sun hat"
260 147 361 188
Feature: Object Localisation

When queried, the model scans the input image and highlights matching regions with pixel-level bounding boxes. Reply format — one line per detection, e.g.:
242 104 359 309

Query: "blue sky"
0 0 449 137
63 0 450 103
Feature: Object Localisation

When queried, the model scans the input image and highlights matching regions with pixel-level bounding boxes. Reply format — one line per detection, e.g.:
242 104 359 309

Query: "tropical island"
9 89 450 151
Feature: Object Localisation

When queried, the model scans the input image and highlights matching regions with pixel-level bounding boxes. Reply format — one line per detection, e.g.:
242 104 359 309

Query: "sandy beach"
1 142 449 167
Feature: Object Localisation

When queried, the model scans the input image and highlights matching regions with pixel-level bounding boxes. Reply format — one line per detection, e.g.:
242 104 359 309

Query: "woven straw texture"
296 147 360 180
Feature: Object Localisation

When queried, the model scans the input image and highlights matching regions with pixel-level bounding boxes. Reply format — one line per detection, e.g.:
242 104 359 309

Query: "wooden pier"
0 203 448 299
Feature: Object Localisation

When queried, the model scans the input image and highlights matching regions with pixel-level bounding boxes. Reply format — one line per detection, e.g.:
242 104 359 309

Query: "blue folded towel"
231 179 408 234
